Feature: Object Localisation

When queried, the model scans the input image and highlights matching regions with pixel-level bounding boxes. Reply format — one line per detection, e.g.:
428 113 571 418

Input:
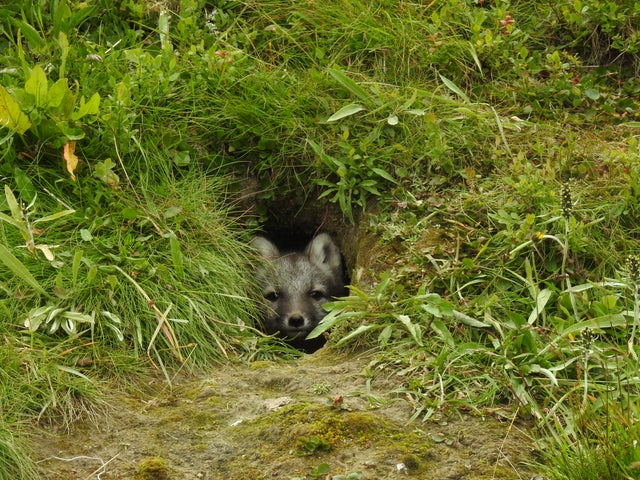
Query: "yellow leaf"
35 244 56 261
63 141 79 180
0 86 31 134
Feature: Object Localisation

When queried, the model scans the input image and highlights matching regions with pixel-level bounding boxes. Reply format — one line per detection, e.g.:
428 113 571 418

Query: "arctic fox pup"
251 233 344 349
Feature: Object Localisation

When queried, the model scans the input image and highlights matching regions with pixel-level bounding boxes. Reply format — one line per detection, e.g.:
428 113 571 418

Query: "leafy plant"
308 138 396 223
0 185 75 259
1 61 100 149
295 435 331 456
291 462 362 480
1 0 640 478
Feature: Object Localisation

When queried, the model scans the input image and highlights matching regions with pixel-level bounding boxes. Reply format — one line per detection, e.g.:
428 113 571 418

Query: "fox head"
251 233 344 345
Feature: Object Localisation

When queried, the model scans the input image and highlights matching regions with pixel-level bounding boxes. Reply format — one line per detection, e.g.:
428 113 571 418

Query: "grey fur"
251 233 344 342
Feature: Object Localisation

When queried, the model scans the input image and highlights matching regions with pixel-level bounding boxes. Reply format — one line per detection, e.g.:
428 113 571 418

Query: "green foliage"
324 156 640 436
558 1 640 62
1 0 640 477
0 425 37 480
295 435 331 456
291 462 362 480
538 405 640 480
0 174 259 365
0 61 100 147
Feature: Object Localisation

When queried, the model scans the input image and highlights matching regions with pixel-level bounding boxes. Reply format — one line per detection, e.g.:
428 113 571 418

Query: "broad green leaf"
101 310 122 324
439 74 471 103
57 32 70 78
13 167 36 203
173 151 191 166
568 280 628 292
0 211 26 231
0 244 47 294
169 234 184 278
371 167 397 183
121 207 139 220
72 249 83 287
106 322 124 342
561 314 627 336
307 138 337 170
528 364 558 386
62 311 95 323
47 78 70 109
400 88 418 111
68 2 101 29
45 307 65 323
329 67 374 106
93 158 120 187
527 288 553 325
164 206 182 218
17 20 46 49
53 1 72 32
0 86 31 134
429 319 454 347
24 305 56 330
584 88 600 100
62 318 77 334
452 310 489 328
326 103 366 122
87 264 98 283
70 92 100 120
396 314 423 346
307 307 348 338
25 65 49 107
379 324 392 345
469 43 483 73
4 185 23 221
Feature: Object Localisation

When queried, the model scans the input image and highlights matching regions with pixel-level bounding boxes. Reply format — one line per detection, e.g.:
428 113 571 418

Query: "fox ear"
306 233 342 271
251 236 280 259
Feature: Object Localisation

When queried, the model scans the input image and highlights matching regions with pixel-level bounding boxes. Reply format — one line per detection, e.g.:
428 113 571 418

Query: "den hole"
253 200 359 353
256 202 357 286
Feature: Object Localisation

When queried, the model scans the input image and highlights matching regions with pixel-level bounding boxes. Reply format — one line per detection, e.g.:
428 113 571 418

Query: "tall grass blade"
329 67 374 106
439 74 471 103
0 244 46 295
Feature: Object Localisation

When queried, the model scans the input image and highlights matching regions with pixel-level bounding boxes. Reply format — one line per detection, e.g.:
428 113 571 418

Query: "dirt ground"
31 347 539 479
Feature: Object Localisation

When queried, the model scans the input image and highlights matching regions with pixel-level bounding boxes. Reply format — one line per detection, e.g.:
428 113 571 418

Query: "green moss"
225 402 436 475
135 457 170 480
400 452 421 471
249 360 277 370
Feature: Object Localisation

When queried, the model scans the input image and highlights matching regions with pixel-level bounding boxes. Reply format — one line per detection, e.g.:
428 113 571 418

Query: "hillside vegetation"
1 0 640 478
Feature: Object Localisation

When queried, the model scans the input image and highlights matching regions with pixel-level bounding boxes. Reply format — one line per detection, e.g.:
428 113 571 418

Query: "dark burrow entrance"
251 199 359 352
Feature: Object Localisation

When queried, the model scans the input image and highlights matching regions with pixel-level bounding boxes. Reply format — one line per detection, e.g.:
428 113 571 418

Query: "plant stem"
563 217 579 322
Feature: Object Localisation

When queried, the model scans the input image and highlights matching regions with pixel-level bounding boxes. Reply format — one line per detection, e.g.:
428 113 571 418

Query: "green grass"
537 404 640 479
1 0 640 478
0 426 37 480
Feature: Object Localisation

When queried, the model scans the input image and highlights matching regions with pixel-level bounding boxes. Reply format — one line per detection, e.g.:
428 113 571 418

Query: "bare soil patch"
31 348 537 479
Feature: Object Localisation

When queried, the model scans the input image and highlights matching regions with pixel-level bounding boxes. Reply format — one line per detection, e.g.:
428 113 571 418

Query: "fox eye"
309 290 325 300
264 291 279 301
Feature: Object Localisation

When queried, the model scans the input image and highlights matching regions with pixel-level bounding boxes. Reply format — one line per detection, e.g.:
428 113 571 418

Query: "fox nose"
287 314 305 329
